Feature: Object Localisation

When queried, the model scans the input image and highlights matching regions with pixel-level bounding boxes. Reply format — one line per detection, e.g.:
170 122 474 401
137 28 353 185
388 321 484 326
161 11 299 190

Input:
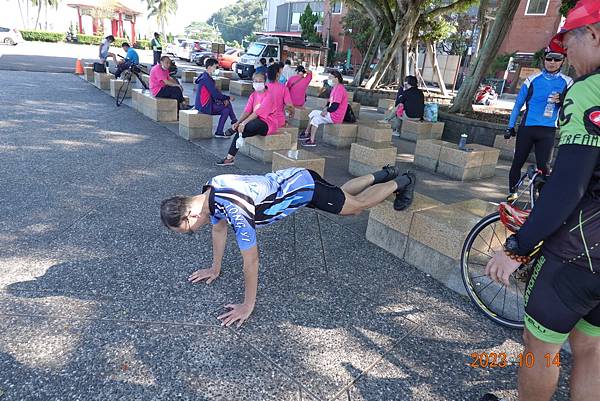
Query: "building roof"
67 0 143 15
255 31 302 38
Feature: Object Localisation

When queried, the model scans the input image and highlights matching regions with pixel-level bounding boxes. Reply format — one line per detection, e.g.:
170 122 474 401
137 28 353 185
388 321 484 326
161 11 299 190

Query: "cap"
550 0 600 53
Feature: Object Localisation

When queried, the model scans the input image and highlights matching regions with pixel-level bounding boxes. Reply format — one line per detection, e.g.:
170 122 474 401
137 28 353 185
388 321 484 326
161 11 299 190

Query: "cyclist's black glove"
504 128 516 139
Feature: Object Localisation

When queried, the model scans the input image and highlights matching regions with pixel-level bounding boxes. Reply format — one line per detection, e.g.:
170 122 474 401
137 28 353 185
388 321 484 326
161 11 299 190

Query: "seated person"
112 42 139 79
195 58 237 138
160 166 416 327
286 65 312 107
386 75 424 135
216 72 277 166
301 70 348 147
98 35 114 65
149 56 188 110
255 58 268 75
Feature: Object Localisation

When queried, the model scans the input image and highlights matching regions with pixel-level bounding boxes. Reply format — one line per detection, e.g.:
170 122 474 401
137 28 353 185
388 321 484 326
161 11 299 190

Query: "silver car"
0 27 23 45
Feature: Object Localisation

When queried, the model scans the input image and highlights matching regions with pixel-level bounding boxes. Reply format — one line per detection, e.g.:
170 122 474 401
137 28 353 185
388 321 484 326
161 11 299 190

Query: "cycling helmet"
499 202 530 233
544 46 566 59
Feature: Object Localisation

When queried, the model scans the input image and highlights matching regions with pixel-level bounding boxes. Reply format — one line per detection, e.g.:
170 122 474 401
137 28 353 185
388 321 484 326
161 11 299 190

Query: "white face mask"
327 79 334 86
253 82 265 92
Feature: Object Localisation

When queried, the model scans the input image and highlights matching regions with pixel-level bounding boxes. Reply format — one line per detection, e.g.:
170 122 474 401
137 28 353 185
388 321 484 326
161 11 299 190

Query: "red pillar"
77 7 83 34
131 16 136 45
92 17 98 35
118 13 123 38
111 20 117 37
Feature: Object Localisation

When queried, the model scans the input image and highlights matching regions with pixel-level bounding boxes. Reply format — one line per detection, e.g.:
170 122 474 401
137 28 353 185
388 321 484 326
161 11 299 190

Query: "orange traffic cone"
75 58 84 75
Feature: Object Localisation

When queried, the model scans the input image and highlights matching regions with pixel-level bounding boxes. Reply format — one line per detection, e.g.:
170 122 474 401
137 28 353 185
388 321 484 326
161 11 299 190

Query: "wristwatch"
504 234 531 264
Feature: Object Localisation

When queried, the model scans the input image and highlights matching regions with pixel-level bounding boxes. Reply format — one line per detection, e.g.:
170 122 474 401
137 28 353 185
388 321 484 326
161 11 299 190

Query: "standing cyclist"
484 1 600 400
505 48 573 201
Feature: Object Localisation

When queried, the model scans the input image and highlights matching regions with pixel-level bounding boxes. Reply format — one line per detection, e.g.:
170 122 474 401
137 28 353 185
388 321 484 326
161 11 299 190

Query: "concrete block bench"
414 139 500 181
240 132 292 162
276 126 299 149
213 76 230 91
308 97 329 110
94 72 114 90
272 149 325 176
306 85 322 97
377 98 395 113
131 89 178 122
229 80 253 96
110 79 131 98
182 70 198 83
323 123 358 148
366 192 443 259
218 70 235 79
84 66 95 82
289 107 310 131
405 199 497 295
400 120 444 142
493 134 536 162
357 122 392 143
348 141 397 176
178 110 213 140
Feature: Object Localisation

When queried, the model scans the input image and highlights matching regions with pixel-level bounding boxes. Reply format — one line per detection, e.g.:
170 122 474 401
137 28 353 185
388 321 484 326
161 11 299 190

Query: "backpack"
343 104 357 123
93 62 107 73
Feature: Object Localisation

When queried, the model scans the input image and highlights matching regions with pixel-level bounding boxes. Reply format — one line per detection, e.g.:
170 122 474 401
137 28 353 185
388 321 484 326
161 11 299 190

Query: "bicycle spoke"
491 224 505 249
475 279 495 294
470 246 495 259
488 284 504 305
501 285 507 318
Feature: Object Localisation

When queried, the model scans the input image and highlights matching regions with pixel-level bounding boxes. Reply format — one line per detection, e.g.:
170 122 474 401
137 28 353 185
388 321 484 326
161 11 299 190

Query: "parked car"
218 49 244 71
176 40 206 61
191 50 215 66
0 27 23 45
166 38 186 55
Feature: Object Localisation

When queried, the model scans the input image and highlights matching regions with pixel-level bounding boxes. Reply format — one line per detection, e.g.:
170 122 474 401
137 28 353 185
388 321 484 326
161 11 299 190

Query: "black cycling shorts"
306 170 346 215
524 254 600 343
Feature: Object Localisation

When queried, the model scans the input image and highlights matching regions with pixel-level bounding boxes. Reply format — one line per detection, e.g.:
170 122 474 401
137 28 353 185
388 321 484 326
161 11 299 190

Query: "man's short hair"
106 35 115 42
285 59 291 65
405 75 418 87
205 58 219 68
121 42 130 48
259 57 267 65
154 32 160 37
160 55 171 63
268 57 274 63
160 196 192 228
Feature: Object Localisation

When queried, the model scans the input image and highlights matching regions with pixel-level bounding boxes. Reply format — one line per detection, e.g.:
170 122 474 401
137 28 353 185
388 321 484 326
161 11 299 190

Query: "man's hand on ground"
217 303 254 327
188 267 220 284
485 250 521 286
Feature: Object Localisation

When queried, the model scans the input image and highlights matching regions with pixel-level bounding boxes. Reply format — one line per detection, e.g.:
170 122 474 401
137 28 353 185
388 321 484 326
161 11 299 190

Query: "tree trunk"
35 0 42 30
449 0 521 113
351 26 383 86
17 0 26 29
428 41 449 97
472 0 489 60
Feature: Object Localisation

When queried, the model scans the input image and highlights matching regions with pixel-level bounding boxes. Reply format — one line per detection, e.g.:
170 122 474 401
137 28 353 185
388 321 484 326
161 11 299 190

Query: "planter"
438 111 507 147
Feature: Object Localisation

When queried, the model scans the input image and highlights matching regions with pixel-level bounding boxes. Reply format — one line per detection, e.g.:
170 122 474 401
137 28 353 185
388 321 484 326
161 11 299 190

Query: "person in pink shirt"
265 63 294 128
301 70 348 147
286 66 312 107
217 72 278 166
149 56 187 109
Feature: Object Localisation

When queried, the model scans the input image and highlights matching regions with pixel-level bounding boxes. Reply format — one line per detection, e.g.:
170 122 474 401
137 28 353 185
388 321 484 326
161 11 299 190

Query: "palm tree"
146 0 177 42
31 0 59 30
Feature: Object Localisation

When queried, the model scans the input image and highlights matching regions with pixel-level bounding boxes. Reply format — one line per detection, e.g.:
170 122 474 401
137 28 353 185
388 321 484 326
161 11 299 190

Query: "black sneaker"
216 157 235 166
224 127 236 137
379 164 399 183
478 394 502 401
214 132 227 139
394 171 416 211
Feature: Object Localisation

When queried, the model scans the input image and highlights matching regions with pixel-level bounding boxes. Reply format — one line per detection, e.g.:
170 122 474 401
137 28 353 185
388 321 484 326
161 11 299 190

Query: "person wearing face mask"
300 70 348 147
150 56 188 110
505 48 573 201
216 72 278 166
266 63 295 128
195 58 238 138
286 65 312 107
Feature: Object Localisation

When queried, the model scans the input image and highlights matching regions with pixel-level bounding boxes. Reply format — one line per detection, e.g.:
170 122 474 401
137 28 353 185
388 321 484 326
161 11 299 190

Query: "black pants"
153 51 161 66
156 86 185 108
509 126 555 193
114 61 132 79
228 119 268 157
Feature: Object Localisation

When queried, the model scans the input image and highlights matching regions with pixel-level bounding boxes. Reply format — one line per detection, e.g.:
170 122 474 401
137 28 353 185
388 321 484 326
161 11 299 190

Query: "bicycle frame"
510 165 544 210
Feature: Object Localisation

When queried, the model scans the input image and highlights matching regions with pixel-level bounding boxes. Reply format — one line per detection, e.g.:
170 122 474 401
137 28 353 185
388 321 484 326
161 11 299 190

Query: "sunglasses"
545 57 564 62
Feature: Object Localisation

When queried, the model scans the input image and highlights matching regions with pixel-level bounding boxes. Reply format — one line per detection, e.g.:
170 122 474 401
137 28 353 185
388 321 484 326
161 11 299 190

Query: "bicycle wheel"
461 212 533 329
116 77 130 107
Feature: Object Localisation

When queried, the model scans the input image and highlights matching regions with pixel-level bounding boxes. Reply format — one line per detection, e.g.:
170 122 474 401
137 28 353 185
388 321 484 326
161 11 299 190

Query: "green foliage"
440 13 473 55
134 40 151 50
560 0 577 17
167 32 174 43
184 21 223 42
76 35 128 46
341 4 374 57
418 15 456 43
207 0 264 45
299 4 321 44
226 40 242 49
20 30 64 42
487 52 516 76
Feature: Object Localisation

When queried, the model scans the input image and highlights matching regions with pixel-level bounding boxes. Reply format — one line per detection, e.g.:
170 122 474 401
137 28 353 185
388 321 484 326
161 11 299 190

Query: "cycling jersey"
509 70 573 129
204 168 315 251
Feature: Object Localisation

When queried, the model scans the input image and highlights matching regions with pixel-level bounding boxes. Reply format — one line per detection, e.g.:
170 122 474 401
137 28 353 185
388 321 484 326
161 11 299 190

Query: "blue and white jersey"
509 70 573 129
204 168 315 251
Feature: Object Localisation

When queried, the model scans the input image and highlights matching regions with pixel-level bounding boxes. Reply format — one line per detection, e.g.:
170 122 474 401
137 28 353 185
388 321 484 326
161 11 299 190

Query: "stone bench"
358 122 392 143
218 70 235 79
377 98 395 113
131 89 178 122
276 126 299 149
229 80 253 96
272 149 325 176
348 141 397 176
94 72 114 90
493 134 536 162
414 139 500 181
240 132 293 162
213 76 230 91
308 97 329 110
178 110 213 140
289 107 310 131
110 79 131 98
84 66 95 82
182 70 198 83
400 120 444 142
306 85 322 97
323 123 358 148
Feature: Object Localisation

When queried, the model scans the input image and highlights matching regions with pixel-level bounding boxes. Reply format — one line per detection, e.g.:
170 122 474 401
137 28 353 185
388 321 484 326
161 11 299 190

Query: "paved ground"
0 66 573 400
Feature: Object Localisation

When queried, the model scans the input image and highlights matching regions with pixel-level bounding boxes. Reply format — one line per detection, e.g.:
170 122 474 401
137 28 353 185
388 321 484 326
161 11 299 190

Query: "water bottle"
458 133 468 150
544 92 557 118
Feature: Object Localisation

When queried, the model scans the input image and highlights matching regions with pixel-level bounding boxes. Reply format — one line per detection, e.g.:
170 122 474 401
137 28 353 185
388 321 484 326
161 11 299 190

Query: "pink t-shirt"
243 90 278 135
286 72 312 107
329 84 349 124
149 64 170 96
266 81 293 128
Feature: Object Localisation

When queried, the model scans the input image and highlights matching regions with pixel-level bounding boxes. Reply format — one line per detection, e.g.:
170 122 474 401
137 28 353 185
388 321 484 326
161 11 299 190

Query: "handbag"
93 62 107 73
343 104 357 123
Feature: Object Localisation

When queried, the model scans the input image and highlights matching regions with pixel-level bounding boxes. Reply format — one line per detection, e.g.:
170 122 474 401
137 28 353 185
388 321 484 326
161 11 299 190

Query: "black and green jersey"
151 38 162 52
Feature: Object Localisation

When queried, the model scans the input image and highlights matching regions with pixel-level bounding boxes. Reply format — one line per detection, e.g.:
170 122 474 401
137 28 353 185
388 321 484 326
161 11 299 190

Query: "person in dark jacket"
385 76 424 136
195 58 237 138
255 58 268 75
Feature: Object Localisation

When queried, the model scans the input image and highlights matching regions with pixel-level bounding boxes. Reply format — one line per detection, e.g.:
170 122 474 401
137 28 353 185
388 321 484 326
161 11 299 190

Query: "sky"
165 0 239 34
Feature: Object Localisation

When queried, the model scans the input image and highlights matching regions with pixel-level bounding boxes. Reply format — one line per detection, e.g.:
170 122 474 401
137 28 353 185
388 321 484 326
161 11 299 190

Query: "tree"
560 0 577 16
341 4 375 58
449 0 521 113
299 4 321 44
184 21 223 43
147 0 177 42
31 0 59 31
207 0 264 45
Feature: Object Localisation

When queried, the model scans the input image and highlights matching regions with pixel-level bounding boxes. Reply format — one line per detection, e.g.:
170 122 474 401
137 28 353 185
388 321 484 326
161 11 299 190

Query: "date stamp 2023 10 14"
468 352 561 369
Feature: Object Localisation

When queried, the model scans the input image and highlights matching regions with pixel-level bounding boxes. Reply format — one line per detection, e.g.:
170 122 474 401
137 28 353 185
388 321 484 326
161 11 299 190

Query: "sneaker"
302 139 317 147
224 128 236 137
216 157 235 166
379 164 400 183
214 132 227 139
299 131 310 140
392 129 400 137
507 192 518 203
478 394 502 401
377 119 390 124
394 171 416 211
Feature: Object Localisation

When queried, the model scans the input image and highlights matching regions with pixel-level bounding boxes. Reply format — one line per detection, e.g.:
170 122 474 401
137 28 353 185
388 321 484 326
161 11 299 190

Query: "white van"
236 36 281 79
